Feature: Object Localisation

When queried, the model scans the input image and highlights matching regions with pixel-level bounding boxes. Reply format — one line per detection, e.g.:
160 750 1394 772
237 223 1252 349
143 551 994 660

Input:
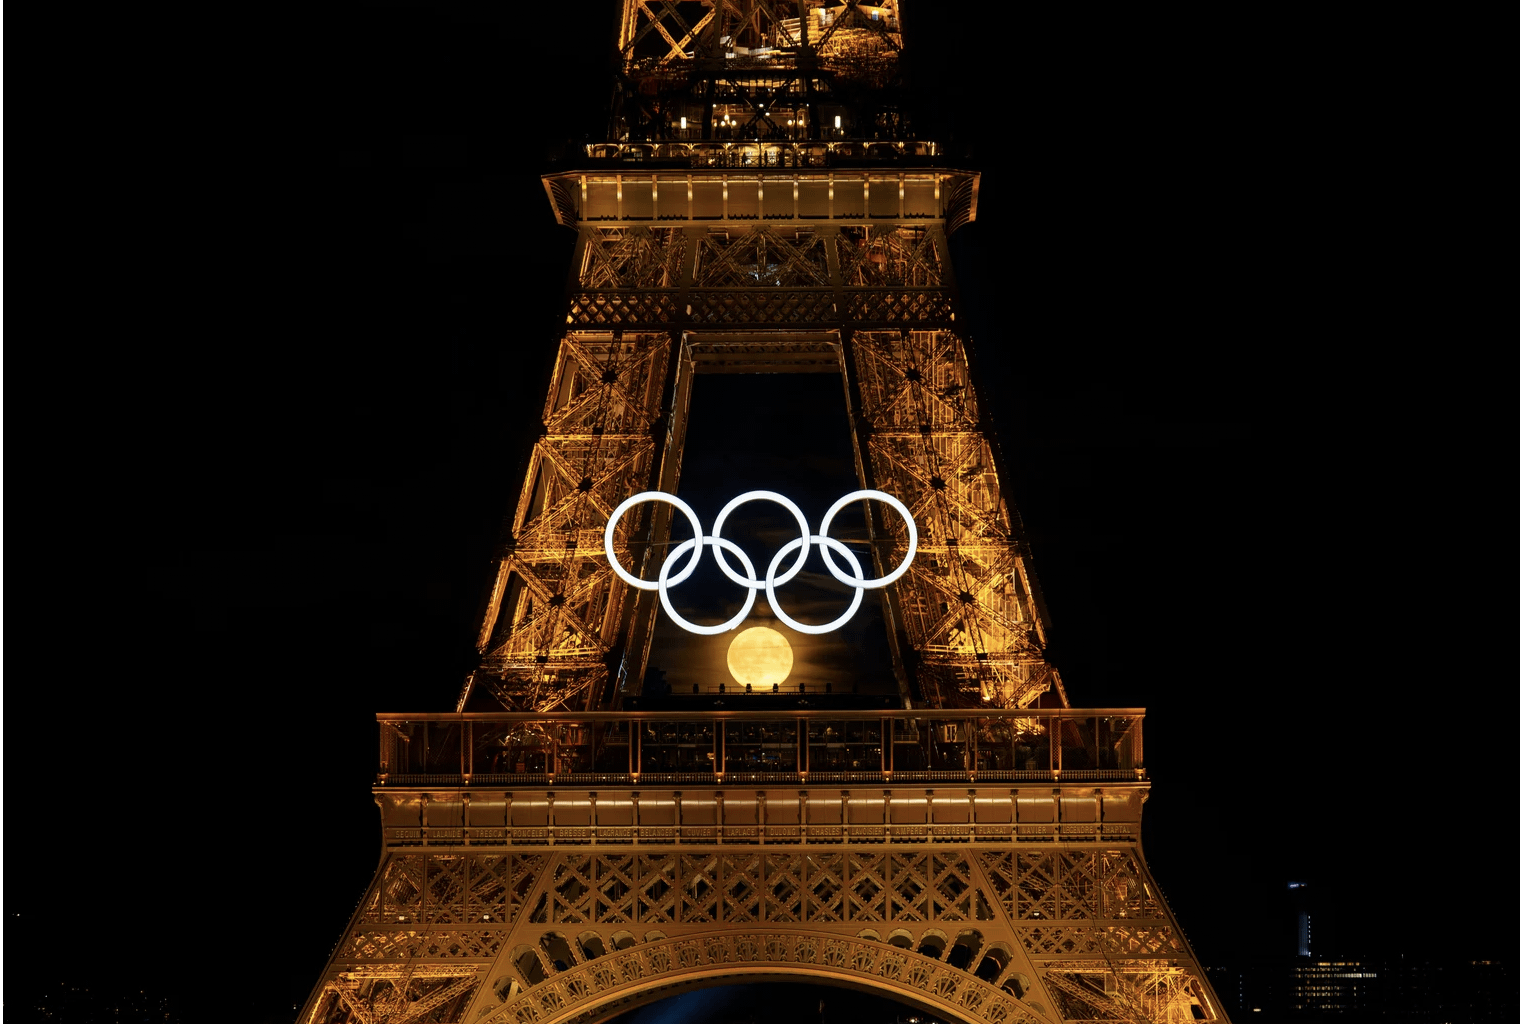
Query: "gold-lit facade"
301 4 1228 1021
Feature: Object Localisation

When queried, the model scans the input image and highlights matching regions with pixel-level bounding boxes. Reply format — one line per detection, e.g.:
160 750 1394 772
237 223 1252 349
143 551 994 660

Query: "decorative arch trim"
479 930 1052 1024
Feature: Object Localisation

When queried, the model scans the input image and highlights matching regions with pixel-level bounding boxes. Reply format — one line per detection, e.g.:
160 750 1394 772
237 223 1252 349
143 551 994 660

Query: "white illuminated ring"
658 536 759 635
765 535 866 635
605 491 705 592
817 489 918 589
710 490 811 589
602 488 916 634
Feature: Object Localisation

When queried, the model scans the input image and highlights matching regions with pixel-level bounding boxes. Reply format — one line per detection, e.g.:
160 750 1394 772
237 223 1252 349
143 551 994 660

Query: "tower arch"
475 931 1043 1024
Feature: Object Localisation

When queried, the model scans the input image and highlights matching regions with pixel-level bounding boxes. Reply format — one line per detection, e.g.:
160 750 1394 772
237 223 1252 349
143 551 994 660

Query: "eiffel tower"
301 4 1229 1022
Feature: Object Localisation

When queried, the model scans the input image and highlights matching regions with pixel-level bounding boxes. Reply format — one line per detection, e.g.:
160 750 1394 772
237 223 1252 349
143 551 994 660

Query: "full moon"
726 626 794 687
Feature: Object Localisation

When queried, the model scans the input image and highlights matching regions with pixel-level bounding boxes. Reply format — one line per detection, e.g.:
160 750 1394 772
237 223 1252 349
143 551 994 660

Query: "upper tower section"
546 3 978 235
611 2 912 149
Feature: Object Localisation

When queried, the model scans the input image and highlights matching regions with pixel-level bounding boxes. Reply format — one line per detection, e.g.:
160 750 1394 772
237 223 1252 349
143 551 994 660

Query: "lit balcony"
375 708 1144 787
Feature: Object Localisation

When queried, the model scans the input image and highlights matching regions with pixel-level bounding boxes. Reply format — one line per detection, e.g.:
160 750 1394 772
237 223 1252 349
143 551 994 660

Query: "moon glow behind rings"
726 626 794 687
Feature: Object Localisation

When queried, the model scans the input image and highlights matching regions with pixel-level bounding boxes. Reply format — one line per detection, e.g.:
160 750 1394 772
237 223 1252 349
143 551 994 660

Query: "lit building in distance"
1288 882 1311 959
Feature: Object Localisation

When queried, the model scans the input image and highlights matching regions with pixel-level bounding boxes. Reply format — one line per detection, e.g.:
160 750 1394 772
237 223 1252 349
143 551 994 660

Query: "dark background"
642 372 899 700
6 4 1503 1022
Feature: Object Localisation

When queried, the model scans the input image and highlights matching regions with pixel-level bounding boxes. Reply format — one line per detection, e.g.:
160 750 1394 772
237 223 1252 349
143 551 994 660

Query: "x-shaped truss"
542 335 665 436
480 668 602 714
729 0 803 49
838 227 944 288
844 328 1060 705
813 0 902 55
1043 965 1203 1024
621 1 716 64
623 1 820 63
696 226 829 287
476 334 670 712
581 228 686 291
852 330 979 433
329 973 480 1024
710 70 809 134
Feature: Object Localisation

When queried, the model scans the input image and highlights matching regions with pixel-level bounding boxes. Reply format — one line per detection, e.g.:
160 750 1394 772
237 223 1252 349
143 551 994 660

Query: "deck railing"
376 709 1143 786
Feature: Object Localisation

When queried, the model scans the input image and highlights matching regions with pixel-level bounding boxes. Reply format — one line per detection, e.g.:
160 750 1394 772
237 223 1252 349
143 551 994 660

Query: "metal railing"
375 709 1143 786
582 140 938 169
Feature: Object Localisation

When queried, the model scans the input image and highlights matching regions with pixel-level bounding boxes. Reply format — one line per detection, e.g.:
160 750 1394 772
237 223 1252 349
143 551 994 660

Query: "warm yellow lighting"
726 626 793 687
834 115 842 129
680 116 687 129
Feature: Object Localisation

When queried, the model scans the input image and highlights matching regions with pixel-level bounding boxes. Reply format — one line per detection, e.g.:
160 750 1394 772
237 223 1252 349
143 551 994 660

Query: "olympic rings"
659 537 759 635
711 490 811 590
818 489 917 589
604 488 916 635
767 535 866 635
605 492 704 591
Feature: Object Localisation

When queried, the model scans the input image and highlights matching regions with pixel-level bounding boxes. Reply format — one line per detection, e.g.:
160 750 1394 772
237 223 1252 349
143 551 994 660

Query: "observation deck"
543 154 977 233
380 709 1141 787
373 710 1146 851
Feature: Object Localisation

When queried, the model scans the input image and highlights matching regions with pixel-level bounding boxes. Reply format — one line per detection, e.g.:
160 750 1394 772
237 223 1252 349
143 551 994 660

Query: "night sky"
643 372 897 700
9 6 1504 1023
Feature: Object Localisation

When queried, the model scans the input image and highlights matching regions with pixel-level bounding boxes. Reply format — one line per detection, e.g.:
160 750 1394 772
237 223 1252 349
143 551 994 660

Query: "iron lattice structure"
301 710 1226 1024
303 5 1229 1022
